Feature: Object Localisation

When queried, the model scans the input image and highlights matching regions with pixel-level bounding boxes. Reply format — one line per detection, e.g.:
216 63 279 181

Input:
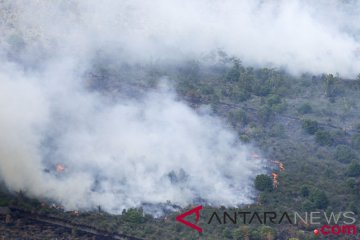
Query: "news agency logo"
175 205 358 237
175 205 203 233
313 225 357 236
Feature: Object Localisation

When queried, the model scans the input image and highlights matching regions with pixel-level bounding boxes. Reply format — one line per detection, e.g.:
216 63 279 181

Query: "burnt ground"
0 216 96 240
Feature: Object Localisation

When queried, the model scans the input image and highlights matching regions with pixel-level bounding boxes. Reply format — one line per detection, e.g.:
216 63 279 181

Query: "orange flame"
272 160 285 171
272 172 278 188
55 163 65 173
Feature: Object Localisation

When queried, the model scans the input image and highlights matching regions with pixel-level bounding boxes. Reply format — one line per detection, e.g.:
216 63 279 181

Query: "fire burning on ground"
55 164 65 173
272 172 279 188
272 160 285 172
271 160 285 188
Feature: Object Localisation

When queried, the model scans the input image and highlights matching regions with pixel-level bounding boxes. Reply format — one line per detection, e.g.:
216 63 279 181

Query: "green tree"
349 202 358 214
258 106 272 124
346 161 360 177
228 109 248 125
311 191 329 209
123 208 146 223
223 227 233 239
302 200 314 211
233 226 250 240
231 89 251 102
226 59 241 82
266 94 281 106
258 225 277 240
250 228 262 240
252 68 273 96
334 145 357 163
255 174 273 192
351 134 360 150
300 186 310 197
346 178 358 194
302 119 319 135
323 73 337 99
315 130 333 146
240 134 250 143
297 103 312 114
355 73 360 90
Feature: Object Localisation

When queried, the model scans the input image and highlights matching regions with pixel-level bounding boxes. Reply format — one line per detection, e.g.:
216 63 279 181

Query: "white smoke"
3 0 360 76
0 59 263 212
0 0 359 213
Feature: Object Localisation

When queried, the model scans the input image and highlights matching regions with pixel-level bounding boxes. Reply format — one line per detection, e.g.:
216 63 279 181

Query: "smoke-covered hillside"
0 1 360 239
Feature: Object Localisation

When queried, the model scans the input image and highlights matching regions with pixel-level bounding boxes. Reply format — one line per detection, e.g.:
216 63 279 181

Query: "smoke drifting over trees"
0 0 359 213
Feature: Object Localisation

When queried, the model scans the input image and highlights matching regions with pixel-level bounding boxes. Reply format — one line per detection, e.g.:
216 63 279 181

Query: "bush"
258 225 277 240
258 106 272 124
351 134 360 150
233 226 250 240
331 130 347 145
300 186 310 197
234 90 251 102
226 60 241 82
223 228 232 239
266 94 281 106
228 110 248 125
323 73 337 98
311 191 329 209
315 130 333 146
255 174 273 192
302 119 319 135
349 202 358 214
122 208 146 223
346 178 358 194
250 228 262 240
240 134 250 143
302 200 314 211
346 161 360 177
271 101 287 113
298 103 312 114
270 124 285 137
334 145 358 163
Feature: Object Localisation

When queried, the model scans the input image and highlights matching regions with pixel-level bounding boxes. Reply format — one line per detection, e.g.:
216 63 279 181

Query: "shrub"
255 174 273 192
240 134 250 143
226 60 241 82
223 228 233 239
334 145 357 163
233 226 250 240
346 178 357 191
270 124 285 137
351 134 360 150
315 130 333 146
258 106 272 124
311 191 329 209
229 110 248 125
258 225 277 240
297 103 312 114
346 178 359 195
302 200 314 211
302 119 319 135
300 186 310 197
349 202 358 214
346 161 360 177
323 73 337 98
122 208 146 223
234 90 251 102
266 94 281 106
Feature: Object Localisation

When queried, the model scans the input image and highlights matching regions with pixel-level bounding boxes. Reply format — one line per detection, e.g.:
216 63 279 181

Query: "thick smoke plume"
0 0 359 213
